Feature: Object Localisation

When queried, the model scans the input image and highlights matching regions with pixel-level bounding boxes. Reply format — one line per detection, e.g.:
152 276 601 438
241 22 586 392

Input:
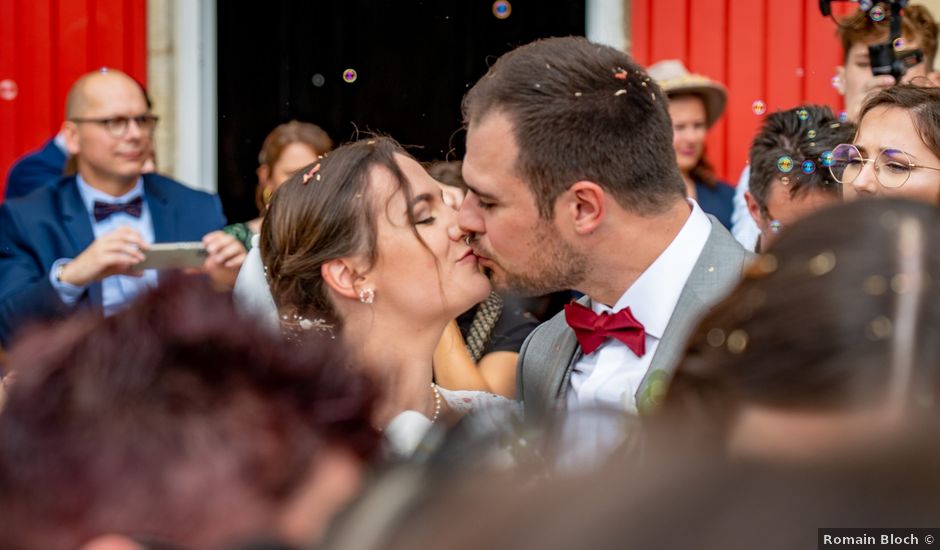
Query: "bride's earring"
358 288 375 304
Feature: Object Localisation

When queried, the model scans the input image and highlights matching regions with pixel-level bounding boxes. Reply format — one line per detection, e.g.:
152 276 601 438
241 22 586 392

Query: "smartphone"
134 242 208 270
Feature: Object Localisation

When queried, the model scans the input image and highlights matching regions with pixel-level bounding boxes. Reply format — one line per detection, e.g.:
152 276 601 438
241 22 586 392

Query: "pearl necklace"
430 383 442 423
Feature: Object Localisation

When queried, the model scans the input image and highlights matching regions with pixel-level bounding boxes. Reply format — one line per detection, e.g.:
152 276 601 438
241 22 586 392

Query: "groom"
458 37 752 421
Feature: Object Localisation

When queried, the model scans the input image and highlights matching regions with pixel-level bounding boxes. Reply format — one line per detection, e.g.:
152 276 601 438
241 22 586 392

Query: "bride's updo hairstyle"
260 137 422 331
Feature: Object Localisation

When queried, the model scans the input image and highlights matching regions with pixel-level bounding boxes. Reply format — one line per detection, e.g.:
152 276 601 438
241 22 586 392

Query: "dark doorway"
217 0 585 223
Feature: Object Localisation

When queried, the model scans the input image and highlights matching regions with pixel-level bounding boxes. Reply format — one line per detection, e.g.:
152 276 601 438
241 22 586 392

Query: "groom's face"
459 111 586 296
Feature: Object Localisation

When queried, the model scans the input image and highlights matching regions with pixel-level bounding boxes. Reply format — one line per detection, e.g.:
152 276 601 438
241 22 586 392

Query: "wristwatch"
54 262 69 284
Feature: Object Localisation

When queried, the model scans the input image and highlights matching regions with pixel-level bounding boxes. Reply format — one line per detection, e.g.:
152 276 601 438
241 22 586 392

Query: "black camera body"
819 0 925 82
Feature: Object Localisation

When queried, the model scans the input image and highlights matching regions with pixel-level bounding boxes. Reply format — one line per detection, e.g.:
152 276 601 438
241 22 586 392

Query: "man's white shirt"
566 199 711 414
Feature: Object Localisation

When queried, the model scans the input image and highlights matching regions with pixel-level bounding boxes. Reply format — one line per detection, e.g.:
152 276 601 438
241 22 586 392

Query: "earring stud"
358 288 375 304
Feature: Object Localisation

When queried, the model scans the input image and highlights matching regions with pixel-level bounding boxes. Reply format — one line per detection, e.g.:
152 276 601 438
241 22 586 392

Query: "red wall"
0 0 147 200
632 0 854 184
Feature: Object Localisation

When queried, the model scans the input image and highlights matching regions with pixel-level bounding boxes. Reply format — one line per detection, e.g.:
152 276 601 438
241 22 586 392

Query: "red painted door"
632 0 853 184
0 0 147 201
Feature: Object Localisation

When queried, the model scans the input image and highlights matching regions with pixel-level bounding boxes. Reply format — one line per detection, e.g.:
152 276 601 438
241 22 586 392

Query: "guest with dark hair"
834 84 940 205
745 105 855 251
661 198 940 460
0 277 380 550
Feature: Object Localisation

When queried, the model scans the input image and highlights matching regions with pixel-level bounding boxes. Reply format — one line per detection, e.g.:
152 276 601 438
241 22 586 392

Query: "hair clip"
301 163 321 185
613 69 628 80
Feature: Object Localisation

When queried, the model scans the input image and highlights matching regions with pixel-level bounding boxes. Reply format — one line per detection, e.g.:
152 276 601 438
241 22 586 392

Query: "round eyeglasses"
69 114 159 138
829 143 940 189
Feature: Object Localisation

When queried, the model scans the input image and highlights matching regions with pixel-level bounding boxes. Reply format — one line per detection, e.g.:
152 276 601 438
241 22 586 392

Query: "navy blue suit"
0 173 227 346
5 138 67 200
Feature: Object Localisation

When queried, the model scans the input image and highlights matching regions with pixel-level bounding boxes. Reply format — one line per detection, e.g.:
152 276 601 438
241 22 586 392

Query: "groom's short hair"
462 36 686 220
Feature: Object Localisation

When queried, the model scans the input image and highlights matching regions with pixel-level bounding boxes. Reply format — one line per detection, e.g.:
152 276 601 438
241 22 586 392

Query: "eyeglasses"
829 143 940 189
69 114 159 137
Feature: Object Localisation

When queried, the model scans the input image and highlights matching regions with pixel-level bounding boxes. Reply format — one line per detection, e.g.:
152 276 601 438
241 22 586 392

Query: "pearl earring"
358 288 375 304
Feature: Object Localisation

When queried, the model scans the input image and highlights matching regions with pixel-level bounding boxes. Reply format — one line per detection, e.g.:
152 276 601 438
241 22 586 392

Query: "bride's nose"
446 211 465 242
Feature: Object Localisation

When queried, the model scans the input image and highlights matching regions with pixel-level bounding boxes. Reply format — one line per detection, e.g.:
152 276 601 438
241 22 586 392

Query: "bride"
236 137 513 455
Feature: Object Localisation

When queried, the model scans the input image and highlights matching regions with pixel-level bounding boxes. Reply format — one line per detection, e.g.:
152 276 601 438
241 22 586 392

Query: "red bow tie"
564 301 646 357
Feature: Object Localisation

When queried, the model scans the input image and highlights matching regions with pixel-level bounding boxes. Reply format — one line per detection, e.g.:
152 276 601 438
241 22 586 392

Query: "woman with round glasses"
831 84 940 204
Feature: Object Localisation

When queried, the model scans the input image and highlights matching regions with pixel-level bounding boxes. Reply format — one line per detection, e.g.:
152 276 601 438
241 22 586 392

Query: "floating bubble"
769 220 783 234
752 100 767 115
870 5 886 21
311 73 325 87
820 150 834 167
777 156 794 173
0 79 17 101
797 109 809 121
831 75 840 89
780 176 791 185
492 0 511 19
808 129 817 139
893 37 905 51
860 0 874 10
839 111 849 123
802 160 816 174
795 67 805 78
342 69 357 83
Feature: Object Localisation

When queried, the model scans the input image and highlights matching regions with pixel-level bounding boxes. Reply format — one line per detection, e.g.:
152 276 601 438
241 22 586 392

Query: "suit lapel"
57 179 103 307
635 217 751 413
542 295 590 404
145 175 176 242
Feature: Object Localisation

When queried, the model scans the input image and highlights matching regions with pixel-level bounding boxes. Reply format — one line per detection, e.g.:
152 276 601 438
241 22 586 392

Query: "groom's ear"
564 181 605 235
322 258 368 300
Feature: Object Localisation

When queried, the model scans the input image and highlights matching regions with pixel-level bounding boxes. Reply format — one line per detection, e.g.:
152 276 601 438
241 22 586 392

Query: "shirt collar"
76 174 145 215
592 199 712 339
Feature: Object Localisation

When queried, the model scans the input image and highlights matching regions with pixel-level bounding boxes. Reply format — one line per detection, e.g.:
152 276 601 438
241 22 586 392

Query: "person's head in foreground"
835 84 940 204
458 36 687 300
260 137 491 426
662 198 940 461
0 278 380 550
746 105 855 251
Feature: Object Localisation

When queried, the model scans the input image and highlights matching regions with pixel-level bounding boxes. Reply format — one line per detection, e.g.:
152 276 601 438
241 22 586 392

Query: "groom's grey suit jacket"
516 217 753 422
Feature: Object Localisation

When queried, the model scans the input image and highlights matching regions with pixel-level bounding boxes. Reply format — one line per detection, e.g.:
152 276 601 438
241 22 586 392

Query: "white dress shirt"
50 176 158 316
566 199 712 414
731 165 760 252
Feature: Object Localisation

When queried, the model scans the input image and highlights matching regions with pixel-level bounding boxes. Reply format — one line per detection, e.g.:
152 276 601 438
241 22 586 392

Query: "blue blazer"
0 173 227 346
5 138 67 200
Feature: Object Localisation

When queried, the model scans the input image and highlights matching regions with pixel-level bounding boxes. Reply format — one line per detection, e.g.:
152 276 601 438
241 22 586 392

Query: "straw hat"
647 59 727 127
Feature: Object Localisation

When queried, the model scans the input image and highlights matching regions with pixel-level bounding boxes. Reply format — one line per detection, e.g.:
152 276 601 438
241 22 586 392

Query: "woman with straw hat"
648 60 735 228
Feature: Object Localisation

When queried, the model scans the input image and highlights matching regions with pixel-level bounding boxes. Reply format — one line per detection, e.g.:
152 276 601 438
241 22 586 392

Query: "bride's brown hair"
260 137 433 331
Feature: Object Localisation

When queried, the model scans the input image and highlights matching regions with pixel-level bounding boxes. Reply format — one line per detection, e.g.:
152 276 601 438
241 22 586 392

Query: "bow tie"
93 196 143 222
564 301 646 357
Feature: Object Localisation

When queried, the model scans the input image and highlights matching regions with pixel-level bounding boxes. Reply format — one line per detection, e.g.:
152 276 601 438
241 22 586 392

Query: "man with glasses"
4 77 155 200
0 69 245 347
744 105 855 252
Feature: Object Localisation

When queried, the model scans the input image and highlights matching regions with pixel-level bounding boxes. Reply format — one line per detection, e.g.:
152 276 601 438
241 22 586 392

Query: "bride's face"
367 154 491 321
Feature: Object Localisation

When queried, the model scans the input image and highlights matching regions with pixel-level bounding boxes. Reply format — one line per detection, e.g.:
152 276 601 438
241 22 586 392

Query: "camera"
819 0 925 82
